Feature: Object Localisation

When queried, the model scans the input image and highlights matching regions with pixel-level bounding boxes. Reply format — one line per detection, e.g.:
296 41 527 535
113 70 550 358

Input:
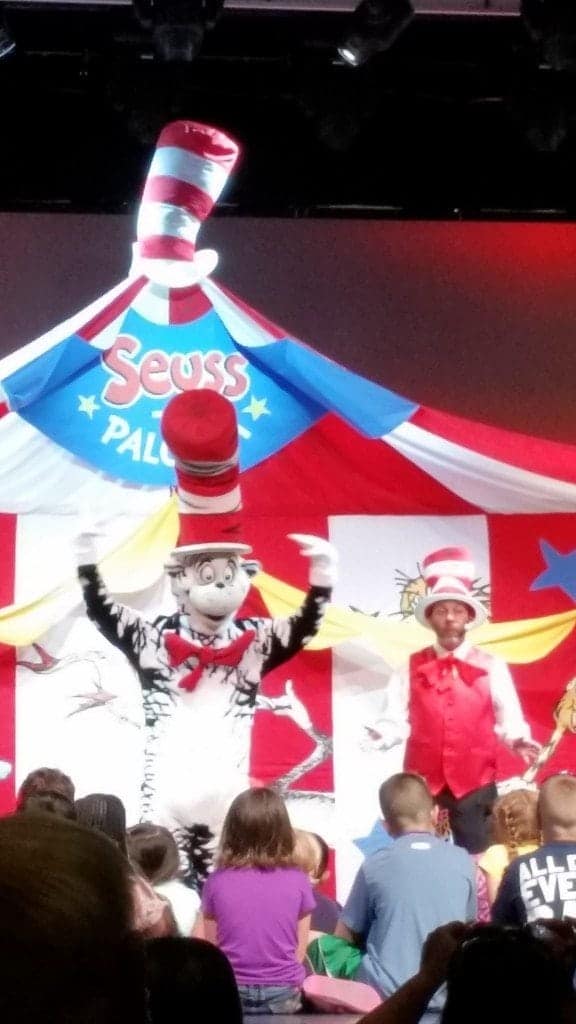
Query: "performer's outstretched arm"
78 560 177 820
78 563 163 677
263 585 332 673
260 534 337 673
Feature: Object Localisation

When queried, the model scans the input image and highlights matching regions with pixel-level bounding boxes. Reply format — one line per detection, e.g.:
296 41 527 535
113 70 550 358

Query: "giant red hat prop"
161 389 251 555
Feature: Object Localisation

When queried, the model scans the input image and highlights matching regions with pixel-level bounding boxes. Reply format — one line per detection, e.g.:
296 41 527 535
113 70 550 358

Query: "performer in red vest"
368 547 540 853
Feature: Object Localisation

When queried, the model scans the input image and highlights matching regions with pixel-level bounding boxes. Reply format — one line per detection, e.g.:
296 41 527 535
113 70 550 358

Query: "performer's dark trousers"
437 783 497 854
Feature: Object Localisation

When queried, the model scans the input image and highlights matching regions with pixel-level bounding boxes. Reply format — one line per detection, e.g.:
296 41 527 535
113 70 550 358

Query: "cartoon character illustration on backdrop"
77 387 338 881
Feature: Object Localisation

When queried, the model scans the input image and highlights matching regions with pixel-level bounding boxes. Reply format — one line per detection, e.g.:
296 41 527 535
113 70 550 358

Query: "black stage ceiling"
1 1 576 216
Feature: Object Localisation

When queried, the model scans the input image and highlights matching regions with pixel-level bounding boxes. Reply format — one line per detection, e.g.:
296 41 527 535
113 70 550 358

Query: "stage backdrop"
1 219 576 899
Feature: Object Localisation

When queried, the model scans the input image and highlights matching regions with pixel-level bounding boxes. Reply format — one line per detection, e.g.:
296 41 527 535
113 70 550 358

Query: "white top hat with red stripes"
414 546 487 628
161 388 251 556
134 120 240 288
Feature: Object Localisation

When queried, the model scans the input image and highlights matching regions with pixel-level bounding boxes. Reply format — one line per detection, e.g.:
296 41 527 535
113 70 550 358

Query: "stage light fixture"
521 0 576 72
0 11 15 59
338 0 414 69
132 0 224 62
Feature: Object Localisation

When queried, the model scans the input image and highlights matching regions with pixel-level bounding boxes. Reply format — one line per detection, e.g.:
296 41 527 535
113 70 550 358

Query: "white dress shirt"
371 640 532 750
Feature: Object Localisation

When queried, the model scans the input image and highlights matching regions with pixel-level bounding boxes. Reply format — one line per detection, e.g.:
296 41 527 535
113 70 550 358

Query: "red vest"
404 645 498 799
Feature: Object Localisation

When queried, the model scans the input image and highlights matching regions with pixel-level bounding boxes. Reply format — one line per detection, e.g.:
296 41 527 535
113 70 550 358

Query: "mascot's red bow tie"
165 630 256 692
419 654 485 691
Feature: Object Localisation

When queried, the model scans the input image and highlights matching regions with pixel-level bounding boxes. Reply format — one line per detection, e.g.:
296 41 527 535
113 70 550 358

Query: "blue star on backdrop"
531 540 576 602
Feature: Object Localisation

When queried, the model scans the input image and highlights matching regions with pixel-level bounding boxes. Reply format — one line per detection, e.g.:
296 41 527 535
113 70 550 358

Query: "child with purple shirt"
198 787 316 1015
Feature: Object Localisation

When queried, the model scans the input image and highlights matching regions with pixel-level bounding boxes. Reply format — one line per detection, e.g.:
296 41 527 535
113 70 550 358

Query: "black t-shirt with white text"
492 842 576 925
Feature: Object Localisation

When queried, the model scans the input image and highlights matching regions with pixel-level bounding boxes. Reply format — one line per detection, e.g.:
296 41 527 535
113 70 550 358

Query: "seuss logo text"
102 335 250 408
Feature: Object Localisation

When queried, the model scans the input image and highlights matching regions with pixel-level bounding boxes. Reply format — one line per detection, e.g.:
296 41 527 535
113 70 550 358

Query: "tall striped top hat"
414 546 487 629
135 120 240 287
161 389 251 555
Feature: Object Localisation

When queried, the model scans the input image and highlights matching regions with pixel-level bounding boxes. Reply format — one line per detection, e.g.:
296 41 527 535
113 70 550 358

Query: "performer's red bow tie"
165 630 256 692
419 654 485 691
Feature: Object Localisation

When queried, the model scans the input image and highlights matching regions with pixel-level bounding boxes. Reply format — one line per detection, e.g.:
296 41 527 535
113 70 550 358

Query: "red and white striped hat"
161 389 251 556
135 120 240 287
414 546 487 628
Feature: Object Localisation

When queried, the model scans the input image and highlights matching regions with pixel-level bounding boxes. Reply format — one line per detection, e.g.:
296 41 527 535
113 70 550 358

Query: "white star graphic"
78 394 100 419
242 395 271 422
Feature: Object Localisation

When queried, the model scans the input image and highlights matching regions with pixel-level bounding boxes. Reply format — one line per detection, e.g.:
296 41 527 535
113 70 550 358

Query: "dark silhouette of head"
127 823 181 885
146 937 242 1024
75 792 128 854
0 813 146 1023
20 789 77 820
16 766 75 809
441 923 575 1024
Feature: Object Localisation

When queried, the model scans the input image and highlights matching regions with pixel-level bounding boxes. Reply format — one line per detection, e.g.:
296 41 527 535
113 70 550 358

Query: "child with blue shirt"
335 772 477 1018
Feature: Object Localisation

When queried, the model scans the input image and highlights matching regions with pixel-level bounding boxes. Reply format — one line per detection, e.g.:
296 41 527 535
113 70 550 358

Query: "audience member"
16 765 75 809
197 786 315 1015
76 791 176 939
478 787 540 904
20 788 77 819
493 773 576 924
0 812 146 1024
334 773 476 1019
442 922 576 1024
75 791 129 851
293 829 341 934
146 937 242 1024
354 920 576 1024
127 823 200 936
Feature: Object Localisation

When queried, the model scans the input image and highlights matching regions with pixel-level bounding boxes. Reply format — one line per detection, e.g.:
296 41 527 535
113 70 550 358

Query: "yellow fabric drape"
1 499 575 666
0 499 178 646
256 572 576 666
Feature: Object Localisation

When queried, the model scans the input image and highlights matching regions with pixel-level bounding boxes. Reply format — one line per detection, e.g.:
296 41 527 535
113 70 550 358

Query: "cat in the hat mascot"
77 388 337 880
367 546 540 855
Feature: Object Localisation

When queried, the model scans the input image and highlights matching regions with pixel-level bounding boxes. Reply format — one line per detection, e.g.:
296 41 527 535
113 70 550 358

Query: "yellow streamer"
0 499 178 647
1 499 575 668
255 572 576 667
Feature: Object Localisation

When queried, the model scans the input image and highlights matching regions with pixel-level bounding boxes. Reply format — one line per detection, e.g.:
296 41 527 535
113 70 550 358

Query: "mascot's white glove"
75 516 106 567
288 533 338 588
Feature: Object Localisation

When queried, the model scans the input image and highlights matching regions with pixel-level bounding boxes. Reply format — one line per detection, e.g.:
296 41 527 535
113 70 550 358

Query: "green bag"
306 934 363 980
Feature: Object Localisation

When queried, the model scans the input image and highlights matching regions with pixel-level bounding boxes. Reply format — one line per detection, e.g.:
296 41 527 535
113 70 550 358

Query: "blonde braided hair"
491 789 540 863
